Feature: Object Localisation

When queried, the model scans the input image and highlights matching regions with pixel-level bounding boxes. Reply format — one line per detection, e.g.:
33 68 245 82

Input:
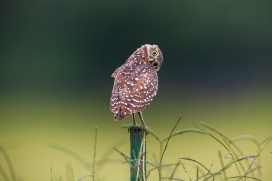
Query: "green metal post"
130 127 146 181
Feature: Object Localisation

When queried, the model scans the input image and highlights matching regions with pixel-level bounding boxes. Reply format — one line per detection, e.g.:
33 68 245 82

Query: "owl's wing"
110 64 129 119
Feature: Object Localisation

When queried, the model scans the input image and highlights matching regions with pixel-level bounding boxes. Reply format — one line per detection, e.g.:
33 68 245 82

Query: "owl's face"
143 44 163 71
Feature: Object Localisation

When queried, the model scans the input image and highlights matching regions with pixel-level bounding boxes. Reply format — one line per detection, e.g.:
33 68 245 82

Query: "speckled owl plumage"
110 44 163 126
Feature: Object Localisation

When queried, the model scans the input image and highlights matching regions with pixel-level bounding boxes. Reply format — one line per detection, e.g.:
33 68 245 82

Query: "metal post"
130 127 146 181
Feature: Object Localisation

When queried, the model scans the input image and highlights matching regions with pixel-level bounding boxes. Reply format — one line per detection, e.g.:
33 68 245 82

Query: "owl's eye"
151 49 158 56
152 62 159 68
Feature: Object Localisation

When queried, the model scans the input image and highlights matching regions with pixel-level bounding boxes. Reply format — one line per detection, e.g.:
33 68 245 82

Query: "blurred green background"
1 1 272 180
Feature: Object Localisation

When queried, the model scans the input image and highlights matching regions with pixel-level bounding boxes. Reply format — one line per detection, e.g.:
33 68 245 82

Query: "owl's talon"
127 124 139 133
127 124 149 135
141 125 149 135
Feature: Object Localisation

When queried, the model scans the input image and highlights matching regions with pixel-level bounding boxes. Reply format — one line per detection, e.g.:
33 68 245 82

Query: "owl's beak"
148 58 155 62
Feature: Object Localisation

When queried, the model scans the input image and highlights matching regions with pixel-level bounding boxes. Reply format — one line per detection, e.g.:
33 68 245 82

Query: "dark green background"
1 1 272 92
1 1 272 180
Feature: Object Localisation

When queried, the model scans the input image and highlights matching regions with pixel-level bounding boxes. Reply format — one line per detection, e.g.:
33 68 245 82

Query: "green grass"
2 118 271 181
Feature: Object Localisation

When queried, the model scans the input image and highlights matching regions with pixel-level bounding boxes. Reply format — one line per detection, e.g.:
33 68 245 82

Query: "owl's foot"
128 124 149 135
127 124 139 132
141 124 149 135
138 112 149 135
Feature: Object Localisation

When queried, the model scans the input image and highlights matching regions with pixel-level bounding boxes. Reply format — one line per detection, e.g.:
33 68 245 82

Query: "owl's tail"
114 109 128 121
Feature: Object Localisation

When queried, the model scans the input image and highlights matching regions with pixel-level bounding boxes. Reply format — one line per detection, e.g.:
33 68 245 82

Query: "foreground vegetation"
1 116 271 181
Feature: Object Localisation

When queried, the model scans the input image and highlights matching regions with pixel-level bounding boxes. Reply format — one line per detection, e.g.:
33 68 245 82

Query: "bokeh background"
1 1 272 180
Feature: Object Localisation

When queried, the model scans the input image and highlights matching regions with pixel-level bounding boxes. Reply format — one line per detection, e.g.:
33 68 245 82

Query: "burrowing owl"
110 44 163 128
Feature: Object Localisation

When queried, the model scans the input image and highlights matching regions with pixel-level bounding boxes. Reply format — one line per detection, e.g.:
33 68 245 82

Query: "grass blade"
180 157 213 177
92 126 98 181
0 144 16 181
159 116 182 180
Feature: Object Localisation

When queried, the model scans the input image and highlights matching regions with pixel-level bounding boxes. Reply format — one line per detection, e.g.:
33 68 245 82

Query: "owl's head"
143 44 163 71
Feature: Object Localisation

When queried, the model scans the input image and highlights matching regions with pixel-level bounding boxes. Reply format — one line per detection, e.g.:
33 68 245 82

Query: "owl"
110 44 163 128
